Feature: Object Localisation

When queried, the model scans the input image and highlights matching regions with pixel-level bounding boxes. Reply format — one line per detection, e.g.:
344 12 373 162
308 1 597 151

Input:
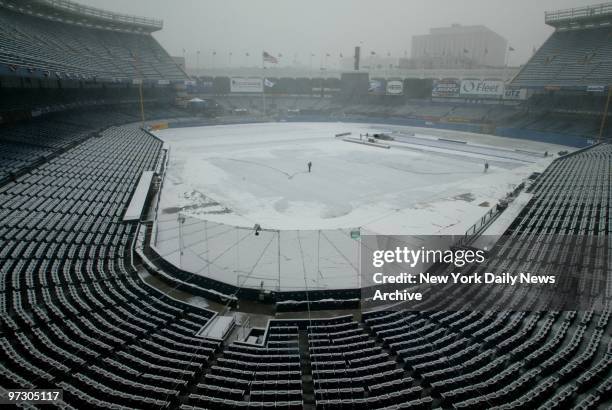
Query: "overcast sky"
78 0 597 67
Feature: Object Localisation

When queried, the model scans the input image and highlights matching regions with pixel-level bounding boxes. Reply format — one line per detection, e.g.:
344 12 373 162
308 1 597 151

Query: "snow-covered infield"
151 122 571 292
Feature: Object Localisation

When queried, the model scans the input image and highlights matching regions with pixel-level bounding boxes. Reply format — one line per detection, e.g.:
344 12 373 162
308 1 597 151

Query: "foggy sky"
78 0 597 67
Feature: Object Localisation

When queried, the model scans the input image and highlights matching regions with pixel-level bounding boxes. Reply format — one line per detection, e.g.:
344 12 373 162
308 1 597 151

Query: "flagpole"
504 47 509 84
504 46 513 84
262 53 267 117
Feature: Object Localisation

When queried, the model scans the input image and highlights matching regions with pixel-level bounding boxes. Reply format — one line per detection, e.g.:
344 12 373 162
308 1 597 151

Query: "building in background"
409 24 508 69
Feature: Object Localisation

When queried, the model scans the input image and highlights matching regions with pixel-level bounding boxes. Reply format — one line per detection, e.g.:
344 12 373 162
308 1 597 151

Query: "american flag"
262 51 278 64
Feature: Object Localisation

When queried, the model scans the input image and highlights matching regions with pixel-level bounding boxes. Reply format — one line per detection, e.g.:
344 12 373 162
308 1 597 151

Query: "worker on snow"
484 161 489 173
307 161 312 173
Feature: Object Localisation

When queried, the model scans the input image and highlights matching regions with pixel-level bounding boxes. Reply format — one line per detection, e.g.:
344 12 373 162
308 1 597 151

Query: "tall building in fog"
411 24 508 68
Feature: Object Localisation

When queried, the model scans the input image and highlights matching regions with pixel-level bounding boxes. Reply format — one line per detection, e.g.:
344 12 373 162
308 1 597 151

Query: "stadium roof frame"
545 2 612 29
0 0 163 33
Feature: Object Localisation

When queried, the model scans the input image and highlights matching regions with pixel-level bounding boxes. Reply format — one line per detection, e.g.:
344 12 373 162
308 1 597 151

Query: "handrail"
545 2 612 24
32 0 163 29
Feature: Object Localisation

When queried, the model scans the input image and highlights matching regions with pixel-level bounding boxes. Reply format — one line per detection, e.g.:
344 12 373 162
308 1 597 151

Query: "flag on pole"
263 51 278 64
509 46 515 51
264 78 275 88
463 48 469 54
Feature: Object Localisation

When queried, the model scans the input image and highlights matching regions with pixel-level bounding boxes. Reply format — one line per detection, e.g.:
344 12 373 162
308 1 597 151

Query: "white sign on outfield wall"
386 80 404 95
230 77 263 93
460 79 504 97
503 88 528 100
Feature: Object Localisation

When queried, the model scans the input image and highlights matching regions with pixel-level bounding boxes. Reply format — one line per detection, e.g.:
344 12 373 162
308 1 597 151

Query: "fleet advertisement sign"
230 77 263 93
459 79 504 97
432 79 461 98
386 80 404 95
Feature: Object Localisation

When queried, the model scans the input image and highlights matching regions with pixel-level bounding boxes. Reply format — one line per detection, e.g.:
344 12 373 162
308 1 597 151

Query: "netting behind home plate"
153 213 361 291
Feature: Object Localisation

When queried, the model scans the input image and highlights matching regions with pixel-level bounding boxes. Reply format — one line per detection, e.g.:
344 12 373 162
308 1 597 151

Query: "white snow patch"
151 122 566 291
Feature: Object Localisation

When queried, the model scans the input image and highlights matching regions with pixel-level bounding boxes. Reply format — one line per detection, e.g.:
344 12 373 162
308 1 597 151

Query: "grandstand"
512 3 612 88
505 3 612 143
0 0 186 82
0 0 611 409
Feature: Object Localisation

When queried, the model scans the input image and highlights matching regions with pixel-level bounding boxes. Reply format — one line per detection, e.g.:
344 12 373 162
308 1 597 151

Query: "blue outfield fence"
495 127 592 148
162 115 594 148
287 116 595 147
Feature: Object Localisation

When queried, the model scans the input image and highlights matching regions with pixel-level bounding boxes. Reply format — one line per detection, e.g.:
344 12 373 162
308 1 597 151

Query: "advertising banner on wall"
432 79 461 98
586 85 606 93
185 80 214 94
503 88 528 100
386 80 404 95
459 79 504 98
200 80 214 94
230 77 263 93
368 79 386 95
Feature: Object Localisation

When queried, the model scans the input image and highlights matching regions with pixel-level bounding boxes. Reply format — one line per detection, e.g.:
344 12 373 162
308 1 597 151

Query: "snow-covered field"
152 122 570 291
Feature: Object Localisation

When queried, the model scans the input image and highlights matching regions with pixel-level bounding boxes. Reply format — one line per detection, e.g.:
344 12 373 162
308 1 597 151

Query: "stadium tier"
512 3 612 88
0 1 186 82
0 121 220 408
0 106 609 408
0 104 189 184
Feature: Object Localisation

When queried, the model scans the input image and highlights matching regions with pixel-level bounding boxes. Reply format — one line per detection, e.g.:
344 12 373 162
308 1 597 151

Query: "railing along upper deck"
546 2 612 26
32 0 163 30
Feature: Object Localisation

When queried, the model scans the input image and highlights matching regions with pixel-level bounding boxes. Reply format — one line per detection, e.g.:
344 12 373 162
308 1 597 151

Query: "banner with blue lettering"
460 79 504 98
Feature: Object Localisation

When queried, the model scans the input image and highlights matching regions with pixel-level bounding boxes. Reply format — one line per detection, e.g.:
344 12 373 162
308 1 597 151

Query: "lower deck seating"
0 108 610 409
0 104 189 182
0 116 219 408
188 325 303 409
